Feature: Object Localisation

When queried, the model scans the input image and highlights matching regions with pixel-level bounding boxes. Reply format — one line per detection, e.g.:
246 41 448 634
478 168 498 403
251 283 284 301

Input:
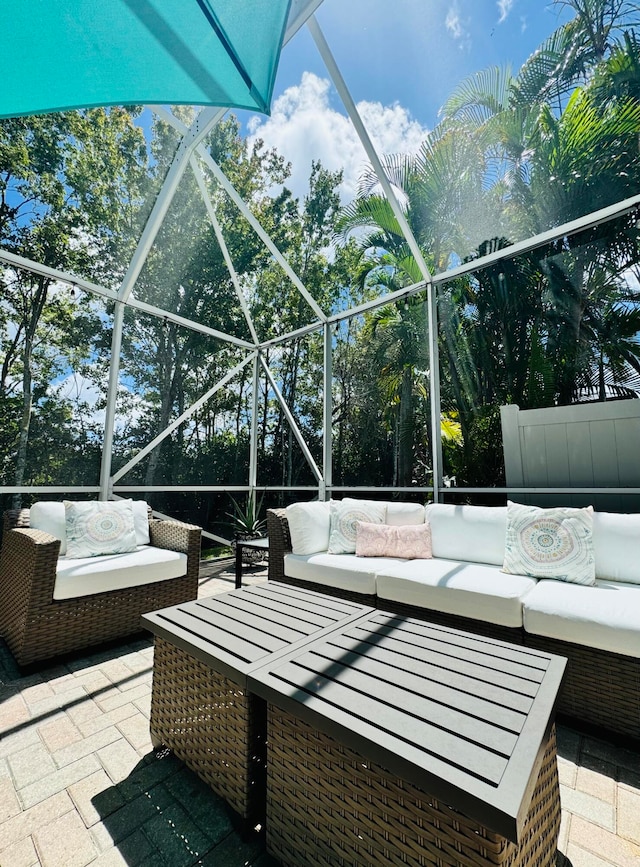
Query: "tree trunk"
397 366 414 487
11 276 49 509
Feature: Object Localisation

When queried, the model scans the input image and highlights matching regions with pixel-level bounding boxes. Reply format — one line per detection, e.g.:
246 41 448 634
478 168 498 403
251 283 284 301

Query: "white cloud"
444 3 471 50
497 0 513 24
54 372 103 410
445 8 463 39
52 372 146 433
247 72 429 204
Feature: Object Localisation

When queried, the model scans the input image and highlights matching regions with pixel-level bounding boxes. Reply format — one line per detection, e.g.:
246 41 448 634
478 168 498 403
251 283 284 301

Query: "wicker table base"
143 583 375 826
149 638 266 824
266 706 561 867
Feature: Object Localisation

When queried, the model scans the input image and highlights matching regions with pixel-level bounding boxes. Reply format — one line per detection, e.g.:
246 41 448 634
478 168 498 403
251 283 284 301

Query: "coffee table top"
248 608 566 843
141 581 374 686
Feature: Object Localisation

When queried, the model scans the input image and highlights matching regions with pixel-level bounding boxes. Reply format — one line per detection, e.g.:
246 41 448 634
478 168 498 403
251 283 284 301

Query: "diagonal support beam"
308 15 432 284
260 353 323 483
191 156 260 345
199 150 327 322
118 106 226 303
146 107 326 327
308 14 441 501
112 353 256 483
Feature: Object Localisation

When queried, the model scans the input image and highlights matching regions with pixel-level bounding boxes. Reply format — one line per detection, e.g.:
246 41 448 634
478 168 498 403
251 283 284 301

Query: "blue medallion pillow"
64 500 138 558
502 500 595 585
328 499 387 554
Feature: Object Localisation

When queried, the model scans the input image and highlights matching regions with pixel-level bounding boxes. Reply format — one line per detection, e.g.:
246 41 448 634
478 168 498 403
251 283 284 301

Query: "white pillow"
131 500 150 546
285 500 331 555
502 501 595 585
64 500 138 559
30 501 67 554
384 502 426 526
425 503 507 565
593 511 640 584
328 499 387 554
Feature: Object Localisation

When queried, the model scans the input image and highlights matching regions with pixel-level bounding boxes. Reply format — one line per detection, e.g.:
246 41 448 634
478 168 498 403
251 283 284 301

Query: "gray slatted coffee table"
248 609 566 867
142 582 374 825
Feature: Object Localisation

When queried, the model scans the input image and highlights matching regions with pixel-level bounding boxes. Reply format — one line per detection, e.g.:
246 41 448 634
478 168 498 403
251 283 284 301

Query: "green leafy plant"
227 492 266 539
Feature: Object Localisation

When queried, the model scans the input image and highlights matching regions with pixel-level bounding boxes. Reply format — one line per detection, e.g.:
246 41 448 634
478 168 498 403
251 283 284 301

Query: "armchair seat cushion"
54 545 188 600
523 578 640 657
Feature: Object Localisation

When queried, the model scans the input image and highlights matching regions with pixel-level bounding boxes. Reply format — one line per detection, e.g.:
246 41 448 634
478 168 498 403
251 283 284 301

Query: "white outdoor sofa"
267 500 640 742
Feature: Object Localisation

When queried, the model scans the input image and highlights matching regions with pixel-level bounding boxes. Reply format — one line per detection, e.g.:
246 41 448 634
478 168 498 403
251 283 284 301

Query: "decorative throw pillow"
328 499 387 554
502 501 595 585
355 521 432 559
64 500 138 559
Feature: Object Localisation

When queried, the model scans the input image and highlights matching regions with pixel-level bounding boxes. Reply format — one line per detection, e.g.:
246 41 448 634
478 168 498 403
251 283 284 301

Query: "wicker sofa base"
266 506 640 743
149 638 266 824
266 705 560 867
524 633 640 742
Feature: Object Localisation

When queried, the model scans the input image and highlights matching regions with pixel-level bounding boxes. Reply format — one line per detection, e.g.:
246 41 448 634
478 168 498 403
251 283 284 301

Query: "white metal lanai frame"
3 3 640 549
0 3 437 550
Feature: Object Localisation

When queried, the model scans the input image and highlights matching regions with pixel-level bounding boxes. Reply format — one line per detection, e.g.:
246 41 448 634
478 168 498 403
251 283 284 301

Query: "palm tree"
362 296 429 487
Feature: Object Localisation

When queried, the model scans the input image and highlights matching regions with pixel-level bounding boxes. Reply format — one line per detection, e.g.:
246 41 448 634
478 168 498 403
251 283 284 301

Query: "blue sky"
241 0 574 201
281 0 573 126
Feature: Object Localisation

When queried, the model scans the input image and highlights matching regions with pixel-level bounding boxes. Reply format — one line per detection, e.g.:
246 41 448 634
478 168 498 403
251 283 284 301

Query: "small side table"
235 536 269 588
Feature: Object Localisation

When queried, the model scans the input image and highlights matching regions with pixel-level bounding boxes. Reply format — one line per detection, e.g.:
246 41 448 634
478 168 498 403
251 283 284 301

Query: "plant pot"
233 534 268 567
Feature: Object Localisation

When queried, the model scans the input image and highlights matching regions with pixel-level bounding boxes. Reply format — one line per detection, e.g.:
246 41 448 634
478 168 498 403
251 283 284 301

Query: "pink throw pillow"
355 521 432 559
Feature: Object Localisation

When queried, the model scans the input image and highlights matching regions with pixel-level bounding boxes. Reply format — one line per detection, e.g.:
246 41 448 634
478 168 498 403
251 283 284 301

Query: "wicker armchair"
0 507 201 668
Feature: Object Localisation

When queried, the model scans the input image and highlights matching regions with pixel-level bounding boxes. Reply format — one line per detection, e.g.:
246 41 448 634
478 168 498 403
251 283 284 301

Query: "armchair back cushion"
30 500 151 556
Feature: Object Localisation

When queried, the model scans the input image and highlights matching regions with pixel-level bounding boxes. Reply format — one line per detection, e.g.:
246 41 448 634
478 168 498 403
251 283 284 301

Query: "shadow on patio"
0 560 638 866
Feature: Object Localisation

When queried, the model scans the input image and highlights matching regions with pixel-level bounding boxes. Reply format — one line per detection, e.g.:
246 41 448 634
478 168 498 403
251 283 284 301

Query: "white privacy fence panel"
500 400 640 511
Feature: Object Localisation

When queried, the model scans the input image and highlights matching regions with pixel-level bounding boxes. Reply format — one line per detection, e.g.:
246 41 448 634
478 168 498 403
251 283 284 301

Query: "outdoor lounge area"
4 1 640 866
0 561 639 867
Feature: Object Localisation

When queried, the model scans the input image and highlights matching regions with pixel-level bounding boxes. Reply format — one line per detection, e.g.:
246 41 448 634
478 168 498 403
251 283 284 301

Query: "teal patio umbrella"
1 0 293 117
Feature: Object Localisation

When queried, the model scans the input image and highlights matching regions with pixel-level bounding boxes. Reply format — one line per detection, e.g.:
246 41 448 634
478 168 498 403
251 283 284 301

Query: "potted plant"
227 492 267 566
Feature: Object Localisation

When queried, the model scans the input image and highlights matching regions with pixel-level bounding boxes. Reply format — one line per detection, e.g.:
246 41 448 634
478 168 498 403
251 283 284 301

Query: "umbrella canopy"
1 0 293 118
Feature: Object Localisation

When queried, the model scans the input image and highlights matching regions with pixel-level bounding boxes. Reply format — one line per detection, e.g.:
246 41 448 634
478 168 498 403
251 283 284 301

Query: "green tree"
0 109 148 505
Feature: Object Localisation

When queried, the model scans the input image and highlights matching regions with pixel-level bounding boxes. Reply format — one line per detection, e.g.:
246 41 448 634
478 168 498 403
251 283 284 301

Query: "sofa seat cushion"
54 545 188 600
376 559 538 628
524 579 640 658
284 552 406 595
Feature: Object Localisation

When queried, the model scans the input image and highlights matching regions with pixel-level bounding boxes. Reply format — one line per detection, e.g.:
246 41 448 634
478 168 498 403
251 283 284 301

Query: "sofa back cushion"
425 503 507 565
382 502 426 526
30 500 150 556
285 500 331 555
593 511 640 584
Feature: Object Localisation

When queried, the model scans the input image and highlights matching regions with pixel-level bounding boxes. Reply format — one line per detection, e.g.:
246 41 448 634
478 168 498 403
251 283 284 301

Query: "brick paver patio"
1 559 639 866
